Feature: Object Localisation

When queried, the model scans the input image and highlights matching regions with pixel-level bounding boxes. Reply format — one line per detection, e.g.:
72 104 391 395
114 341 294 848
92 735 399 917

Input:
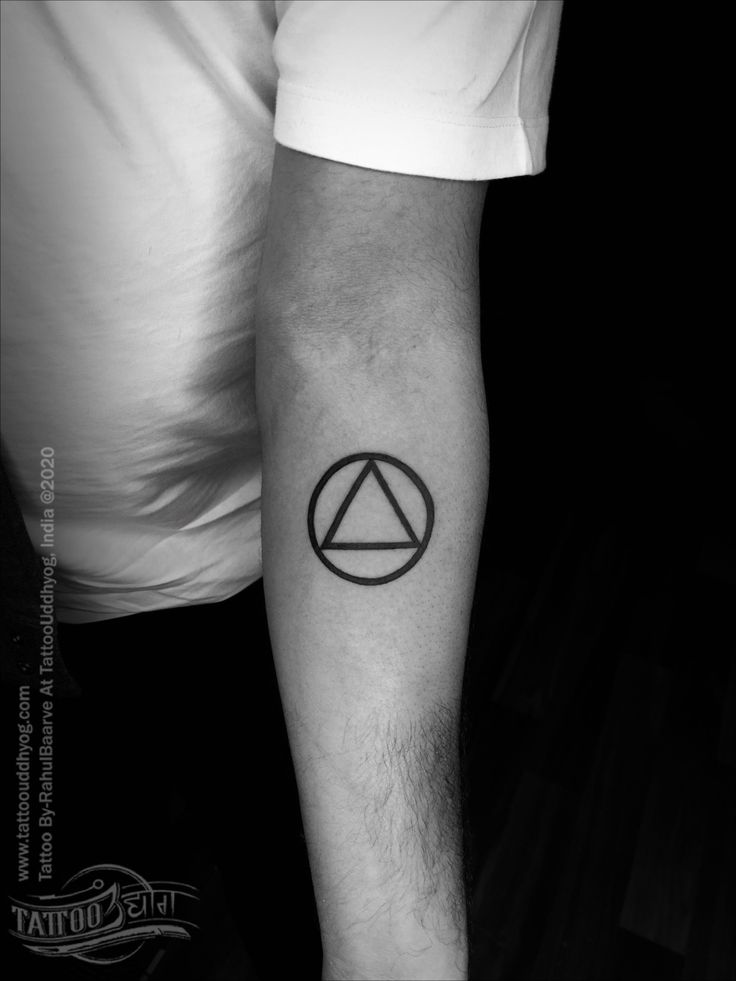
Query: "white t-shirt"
0 0 563 623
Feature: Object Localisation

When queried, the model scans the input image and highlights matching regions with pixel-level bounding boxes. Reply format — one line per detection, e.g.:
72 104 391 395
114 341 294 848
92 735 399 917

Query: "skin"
256 144 489 980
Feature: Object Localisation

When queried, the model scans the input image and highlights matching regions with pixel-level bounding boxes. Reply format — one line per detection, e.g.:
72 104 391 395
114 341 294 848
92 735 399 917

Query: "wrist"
322 941 468 981
320 906 468 981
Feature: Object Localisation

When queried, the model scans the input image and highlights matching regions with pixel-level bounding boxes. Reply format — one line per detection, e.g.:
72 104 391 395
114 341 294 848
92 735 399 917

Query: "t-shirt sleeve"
272 0 563 181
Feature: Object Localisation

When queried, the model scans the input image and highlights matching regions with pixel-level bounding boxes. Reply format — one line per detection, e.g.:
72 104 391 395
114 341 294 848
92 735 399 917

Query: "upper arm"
256 145 488 350
259 0 562 337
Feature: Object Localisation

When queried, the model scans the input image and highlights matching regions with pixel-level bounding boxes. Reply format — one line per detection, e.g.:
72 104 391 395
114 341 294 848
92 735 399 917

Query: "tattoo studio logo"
9 864 199 964
308 452 434 585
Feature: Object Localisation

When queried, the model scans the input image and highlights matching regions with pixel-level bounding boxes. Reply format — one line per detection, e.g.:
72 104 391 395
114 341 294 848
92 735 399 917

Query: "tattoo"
307 452 434 585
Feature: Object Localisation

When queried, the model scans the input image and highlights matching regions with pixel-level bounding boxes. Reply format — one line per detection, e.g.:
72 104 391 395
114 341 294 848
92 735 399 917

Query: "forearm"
257 313 488 979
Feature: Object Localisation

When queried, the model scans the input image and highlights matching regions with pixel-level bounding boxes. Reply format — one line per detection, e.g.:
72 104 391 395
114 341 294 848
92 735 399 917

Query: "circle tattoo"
307 452 434 585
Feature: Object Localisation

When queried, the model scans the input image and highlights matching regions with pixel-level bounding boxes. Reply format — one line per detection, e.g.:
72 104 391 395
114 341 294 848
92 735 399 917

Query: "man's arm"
255 145 489 980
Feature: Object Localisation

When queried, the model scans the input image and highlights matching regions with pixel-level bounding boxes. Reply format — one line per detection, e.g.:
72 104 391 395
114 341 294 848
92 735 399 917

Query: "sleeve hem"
273 81 548 181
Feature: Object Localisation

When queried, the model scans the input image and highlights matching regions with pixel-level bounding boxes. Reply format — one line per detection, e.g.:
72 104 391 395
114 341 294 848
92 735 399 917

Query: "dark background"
2 3 732 979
